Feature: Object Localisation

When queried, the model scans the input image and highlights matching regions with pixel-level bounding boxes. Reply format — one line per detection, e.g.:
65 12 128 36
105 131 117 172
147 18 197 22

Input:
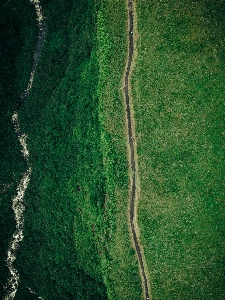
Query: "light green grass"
132 0 225 299
96 1 142 298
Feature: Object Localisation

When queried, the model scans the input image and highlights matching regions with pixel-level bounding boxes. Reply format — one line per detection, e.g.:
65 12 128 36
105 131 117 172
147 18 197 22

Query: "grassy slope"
132 0 225 299
8 0 142 299
96 1 142 298
0 0 37 297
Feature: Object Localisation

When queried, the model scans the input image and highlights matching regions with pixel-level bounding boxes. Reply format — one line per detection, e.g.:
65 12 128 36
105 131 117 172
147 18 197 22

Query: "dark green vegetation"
1 0 142 299
132 0 225 299
0 1 37 297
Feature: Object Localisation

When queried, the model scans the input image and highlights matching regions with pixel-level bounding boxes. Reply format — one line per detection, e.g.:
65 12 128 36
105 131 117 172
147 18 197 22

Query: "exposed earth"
124 1 151 299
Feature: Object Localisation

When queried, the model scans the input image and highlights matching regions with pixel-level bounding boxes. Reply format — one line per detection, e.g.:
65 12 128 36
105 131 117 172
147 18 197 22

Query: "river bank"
3 1 45 298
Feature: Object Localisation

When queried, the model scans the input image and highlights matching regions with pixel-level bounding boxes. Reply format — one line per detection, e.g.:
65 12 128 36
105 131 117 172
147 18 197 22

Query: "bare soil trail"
123 1 151 299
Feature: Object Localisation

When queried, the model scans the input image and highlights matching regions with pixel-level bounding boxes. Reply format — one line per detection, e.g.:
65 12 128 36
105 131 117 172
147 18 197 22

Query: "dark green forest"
16 1 108 298
1 0 108 298
0 0 37 297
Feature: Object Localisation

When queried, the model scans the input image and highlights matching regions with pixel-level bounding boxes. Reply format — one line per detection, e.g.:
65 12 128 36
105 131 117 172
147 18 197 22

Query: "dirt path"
123 1 151 299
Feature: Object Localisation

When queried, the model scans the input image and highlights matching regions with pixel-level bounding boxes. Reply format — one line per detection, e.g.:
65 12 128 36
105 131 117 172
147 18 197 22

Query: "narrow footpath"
123 1 151 299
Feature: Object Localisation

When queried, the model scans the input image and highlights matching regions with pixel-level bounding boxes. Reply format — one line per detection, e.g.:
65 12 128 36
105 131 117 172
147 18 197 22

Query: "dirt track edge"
123 0 151 299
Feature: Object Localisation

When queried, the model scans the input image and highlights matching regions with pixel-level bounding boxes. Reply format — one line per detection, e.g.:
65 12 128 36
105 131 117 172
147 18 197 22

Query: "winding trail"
3 1 46 299
123 1 151 299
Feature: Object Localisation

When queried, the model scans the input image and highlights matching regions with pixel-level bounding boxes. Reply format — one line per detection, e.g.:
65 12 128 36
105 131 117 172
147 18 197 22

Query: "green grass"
132 0 225 298
96 1 142 298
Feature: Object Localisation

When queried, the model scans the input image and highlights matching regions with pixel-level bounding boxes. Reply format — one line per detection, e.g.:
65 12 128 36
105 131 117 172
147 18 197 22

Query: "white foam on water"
4 168 31 300
27 287 44 300
3 1 44 299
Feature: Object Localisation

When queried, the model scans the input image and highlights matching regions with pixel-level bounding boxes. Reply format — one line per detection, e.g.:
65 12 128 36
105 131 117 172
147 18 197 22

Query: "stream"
3 1 46 299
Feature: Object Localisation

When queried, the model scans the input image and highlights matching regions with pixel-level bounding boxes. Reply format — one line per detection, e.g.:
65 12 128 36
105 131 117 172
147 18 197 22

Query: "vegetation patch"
1 0 143 299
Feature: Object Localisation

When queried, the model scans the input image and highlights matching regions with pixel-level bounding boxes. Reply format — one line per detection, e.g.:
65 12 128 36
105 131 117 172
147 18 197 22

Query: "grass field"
132 0 225 298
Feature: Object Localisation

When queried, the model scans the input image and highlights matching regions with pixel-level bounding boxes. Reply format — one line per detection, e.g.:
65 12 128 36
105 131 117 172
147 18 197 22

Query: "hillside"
1 0 225 299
